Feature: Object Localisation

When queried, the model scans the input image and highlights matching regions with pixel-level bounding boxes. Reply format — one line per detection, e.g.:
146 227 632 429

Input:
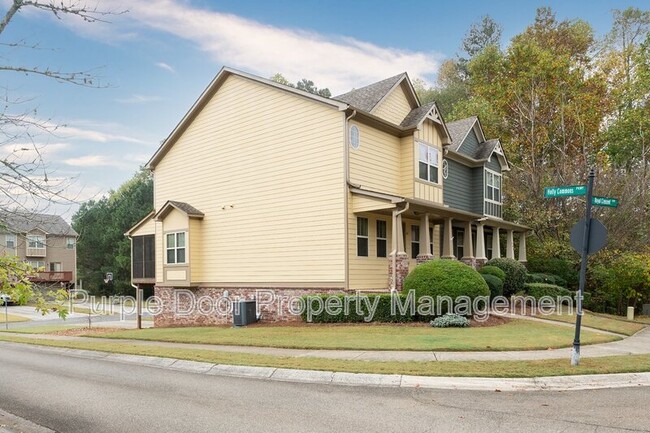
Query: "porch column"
417 213 434 264
491 227 501 259
461 221 476 268
441 217 455 259
388 211 409 291
506 229 515 259
395 213 405 254
518 232 528 263
475 222 487 263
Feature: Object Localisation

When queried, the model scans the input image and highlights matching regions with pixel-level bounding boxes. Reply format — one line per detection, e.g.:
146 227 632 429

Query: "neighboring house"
0 212 77 288
127 67 529 326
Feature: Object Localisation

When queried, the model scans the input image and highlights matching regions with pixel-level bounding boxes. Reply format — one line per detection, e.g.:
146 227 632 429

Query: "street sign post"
592 196 619 208
544 185 587 198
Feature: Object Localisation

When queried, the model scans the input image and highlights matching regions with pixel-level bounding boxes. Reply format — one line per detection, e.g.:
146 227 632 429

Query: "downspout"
343 109 357 291
391 202 409 291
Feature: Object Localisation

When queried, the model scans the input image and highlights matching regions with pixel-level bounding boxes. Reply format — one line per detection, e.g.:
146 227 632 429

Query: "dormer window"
418 143 439 184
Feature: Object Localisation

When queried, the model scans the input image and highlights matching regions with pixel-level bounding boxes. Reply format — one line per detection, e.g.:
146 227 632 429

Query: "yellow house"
127 67 528 326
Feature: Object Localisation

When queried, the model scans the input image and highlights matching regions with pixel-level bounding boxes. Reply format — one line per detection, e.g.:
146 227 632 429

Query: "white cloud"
71 0 441 94
115 94 164 104
63 155 131 169
0 142 70 161
155 62 176 73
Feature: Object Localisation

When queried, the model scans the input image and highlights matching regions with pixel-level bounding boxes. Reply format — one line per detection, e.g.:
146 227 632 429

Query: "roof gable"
154 201 204 221
0 212 77 236
401 102 452 144
334 73 419 117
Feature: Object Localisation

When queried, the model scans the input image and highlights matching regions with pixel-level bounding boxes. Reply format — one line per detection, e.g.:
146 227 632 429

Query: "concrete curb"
2 340 649 392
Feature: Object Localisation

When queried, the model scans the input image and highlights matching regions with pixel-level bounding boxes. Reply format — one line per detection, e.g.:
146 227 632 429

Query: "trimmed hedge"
300 294 416 323
526 272 568 288
479 265 506 282
486 258 527 296
524 283 574 301
403 259 490 315
527 256 579 288
481 274 504 298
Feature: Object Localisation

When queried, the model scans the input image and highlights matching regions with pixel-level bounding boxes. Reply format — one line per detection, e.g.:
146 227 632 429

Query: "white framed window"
376 220 387 258
356 217 368 257
418 143 439 184
429 227 434 255
28 260 45 270
349 125 360 150
66 237 76 249
456 230 464 259
49 262 62 272
27 234 45 248
410 225 420 258
484 168 503 218
5 234 16 249
442 159 449 179
166 232 186 264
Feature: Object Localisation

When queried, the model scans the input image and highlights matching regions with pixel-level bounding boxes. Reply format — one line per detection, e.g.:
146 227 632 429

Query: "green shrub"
300 294 415 323
430 313 470 328
479 265 506 282
481 274 504 298
526 273 567 287
403 259 490 315
486 258 527 296
524 283 574 302
527 256 579 288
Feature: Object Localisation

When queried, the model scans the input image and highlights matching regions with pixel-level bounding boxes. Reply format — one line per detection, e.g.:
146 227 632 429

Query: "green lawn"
0 334 648 378
87 319 619 351
536 311 646 336
0 324 83 333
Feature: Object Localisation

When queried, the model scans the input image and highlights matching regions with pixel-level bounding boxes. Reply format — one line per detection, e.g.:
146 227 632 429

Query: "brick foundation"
153 286 346 327
388 252 409 292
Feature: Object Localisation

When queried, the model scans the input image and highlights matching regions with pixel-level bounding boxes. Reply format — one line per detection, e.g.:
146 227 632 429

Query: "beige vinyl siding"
189 218 203 282
130 217 155 237
348 210 392 290
372 85 413 125
413 119 444 204
399 136 414 197
349 120 401 195
154 74 345 285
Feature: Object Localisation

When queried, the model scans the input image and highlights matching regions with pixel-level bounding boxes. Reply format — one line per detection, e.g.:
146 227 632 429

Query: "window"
5 234 16 249
376 220 387 258
49 262 62 272
166 232 186 264
484 169 503 218
429 227 434 255
486 234 493 260
28 260 45 270
133 235 155 279
356 217 368 257
418 143 439 183
442 159 449 179
27 234 45 248
411 225 420 258
456 230 464 259
349 125 360 150
66 237 76 249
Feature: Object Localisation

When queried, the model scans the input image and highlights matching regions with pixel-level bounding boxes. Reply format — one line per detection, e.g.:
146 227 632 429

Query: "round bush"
478 265 506 282
430 313 470 328
403 259 490 315
486 257 527 296
481 274 504 298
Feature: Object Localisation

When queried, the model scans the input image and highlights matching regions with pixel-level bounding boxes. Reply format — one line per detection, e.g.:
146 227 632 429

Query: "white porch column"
491 227 501 259
506 229 515 259
518 232 528 263
475 222 487 261
461 221 474 260
441 217 455 259
417 213 434 264
396 213 405 254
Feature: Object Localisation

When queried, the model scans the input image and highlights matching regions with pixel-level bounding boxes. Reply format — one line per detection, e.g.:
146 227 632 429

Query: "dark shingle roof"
167 201 204 217
473 139 499 161
445 116 477 151
400 101 436 128
333 73 406 112
0 212 77 236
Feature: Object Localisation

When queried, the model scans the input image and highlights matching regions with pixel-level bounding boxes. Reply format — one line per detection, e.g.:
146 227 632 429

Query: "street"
0 343 648 432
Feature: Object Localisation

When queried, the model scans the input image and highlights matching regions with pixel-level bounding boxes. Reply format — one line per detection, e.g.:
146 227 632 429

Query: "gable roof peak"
333 72 413 113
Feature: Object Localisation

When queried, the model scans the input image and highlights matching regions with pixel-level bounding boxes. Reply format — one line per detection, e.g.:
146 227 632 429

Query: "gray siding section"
471 168 484 214
443 159 473 213
457 130 480 157
485 156 502 173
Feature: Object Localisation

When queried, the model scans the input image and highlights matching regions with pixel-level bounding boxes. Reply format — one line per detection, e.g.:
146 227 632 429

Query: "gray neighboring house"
443 116 511 260
0 212 77 288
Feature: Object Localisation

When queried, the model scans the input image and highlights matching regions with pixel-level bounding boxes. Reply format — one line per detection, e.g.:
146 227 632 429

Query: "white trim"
417 141 440 184
356 216 369 257
165 231 187 264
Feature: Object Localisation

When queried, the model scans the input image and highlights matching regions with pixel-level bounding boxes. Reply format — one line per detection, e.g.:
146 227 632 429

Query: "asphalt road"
0 343 649 433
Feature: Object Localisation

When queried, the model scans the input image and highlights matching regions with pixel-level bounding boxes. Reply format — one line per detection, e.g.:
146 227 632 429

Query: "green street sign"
544 185 587 198
592 196 619 208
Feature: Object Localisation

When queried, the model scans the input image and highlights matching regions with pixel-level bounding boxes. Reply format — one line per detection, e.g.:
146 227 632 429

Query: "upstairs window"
66 237 76 249
5 234 16 249
166 232 186 264
27 234 45 248
356 217 368 257
485 170 502 203
376 220 387 258
418 143 439 184
349 125 360 150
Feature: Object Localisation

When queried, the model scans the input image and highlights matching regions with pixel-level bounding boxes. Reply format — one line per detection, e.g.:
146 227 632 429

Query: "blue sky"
0 0 647 219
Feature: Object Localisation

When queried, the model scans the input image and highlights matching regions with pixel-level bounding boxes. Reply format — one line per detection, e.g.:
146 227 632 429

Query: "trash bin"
233 299 257 327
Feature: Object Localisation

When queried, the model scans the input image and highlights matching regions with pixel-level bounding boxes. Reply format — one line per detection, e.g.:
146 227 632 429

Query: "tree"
461 15 503 60
0 1 121 213
72 169 153 296
270 73 331 97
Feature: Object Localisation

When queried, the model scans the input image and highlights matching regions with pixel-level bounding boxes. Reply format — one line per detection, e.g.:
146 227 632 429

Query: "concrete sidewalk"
5 326 650 362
